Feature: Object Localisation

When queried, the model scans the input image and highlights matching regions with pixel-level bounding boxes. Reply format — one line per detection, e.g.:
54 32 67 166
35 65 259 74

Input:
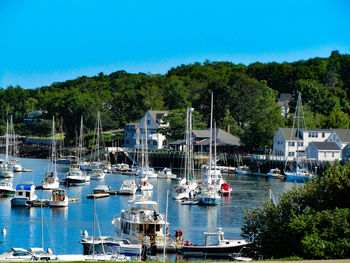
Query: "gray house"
169 128 241 153
123 110 168 150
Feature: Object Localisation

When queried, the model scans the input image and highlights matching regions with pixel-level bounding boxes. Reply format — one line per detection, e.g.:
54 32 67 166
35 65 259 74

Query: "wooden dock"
86 193 110 199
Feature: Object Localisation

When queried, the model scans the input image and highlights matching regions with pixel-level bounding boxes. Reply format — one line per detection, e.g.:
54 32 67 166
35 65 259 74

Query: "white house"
124 110 168 150
305 142 341 162
273 128 334 160
327 129 350 161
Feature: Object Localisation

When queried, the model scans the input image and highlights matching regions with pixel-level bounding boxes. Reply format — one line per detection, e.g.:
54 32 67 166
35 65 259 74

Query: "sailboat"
42 117 60 190
173 108 198 200
0 120 14 178
138 115 157 178
64 116 90 186
86 111 108 177
197 94 221 205
8 116 23 172
284 92 314 182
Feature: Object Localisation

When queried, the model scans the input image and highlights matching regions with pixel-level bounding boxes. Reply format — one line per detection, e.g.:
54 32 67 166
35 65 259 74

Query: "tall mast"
5 119 9 164
144 115 149 170
209 93 213 174
96 111 100 162
79 116 84 163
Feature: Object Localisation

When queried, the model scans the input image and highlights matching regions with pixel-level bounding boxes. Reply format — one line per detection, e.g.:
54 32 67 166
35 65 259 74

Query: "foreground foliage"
241 162 350 259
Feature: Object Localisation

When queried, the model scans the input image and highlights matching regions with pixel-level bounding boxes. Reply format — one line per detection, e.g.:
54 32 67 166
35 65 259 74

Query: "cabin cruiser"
90 168 105 180
138 177 153 191
94 185 111 194
80 235 142 260
64 164 90 186
0 248 33 261
181 228 250 258
158 168 176 179
112 195 175 250
267 168 285 179
49 189 68 207
138 167 157 178
0 180 15 197
0 160 14 178
236 165 251 176
10 182 38 207
119 180 137 195
112 163 130 173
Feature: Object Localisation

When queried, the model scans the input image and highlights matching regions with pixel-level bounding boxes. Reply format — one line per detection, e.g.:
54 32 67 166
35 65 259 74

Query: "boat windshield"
131 202 157 210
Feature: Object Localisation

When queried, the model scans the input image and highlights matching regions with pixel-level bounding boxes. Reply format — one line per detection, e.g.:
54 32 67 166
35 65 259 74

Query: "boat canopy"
16 184 33 191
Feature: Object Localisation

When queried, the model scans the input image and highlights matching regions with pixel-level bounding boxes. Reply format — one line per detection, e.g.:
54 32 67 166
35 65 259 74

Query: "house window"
288 152 294 157
322 132 325 138
147 120 150 125
324 152 327 157
332 152 335 158
153 141 157 146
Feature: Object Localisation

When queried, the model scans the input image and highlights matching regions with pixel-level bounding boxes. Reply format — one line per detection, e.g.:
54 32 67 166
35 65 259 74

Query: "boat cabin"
14 183 36 200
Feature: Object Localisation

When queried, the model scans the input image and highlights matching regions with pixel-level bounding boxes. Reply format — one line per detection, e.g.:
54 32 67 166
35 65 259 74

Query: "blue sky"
1 0 349 89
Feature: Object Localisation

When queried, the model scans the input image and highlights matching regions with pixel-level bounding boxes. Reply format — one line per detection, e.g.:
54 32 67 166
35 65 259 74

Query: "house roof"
169 128 241 147
279 128 302 140
169 139 186 145
279 128 333 140
194 128 241 147
311 142 341 151
333 129 350 143
148 110 167 121
279 93 292 102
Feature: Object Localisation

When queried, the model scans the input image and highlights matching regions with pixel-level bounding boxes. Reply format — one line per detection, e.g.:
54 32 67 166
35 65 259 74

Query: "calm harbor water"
0 155 296 258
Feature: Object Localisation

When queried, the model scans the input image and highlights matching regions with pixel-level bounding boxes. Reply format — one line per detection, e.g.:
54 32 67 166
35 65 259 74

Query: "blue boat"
10 183 37 207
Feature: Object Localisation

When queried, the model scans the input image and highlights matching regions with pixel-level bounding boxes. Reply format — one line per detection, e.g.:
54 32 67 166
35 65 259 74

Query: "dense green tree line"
242 162 350 259
1 51 350 149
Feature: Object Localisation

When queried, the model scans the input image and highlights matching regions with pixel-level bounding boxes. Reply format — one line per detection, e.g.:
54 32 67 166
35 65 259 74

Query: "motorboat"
56 155 78 165
10 182 38 207
49 189 68 207
9 160 23 172
181 228 250 258
80 235 142 260
267 168 285 179
112 163 130 173
28 248 58 261
138 177 153 191
0 248 33 261
219 183 232 196
64 164 90 186
112 195 176 250
94 185 111 194
0 160 14 178
158 168 176 179
0 180 15 197
118 180 137 195
236 165 251 176
285 167 313 182
90 169 105 180
138 167 157 178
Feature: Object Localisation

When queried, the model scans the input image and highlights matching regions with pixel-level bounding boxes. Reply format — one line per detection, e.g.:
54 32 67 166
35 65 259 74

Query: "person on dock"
175 229 178 241
178 229 183 243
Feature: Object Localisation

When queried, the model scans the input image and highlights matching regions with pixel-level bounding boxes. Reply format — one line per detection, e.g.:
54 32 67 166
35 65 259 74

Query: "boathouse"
169 128 241 154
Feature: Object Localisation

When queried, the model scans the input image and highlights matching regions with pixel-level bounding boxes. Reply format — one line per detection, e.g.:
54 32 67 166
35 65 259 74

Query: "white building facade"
306 142 341 161
273 128 334 161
